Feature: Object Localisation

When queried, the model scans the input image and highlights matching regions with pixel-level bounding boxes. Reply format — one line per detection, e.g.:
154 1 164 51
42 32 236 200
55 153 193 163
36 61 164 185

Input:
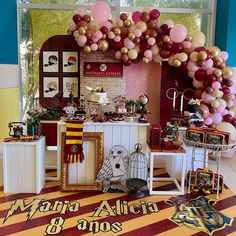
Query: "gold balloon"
114 28 121 36
128 33 135 40
178 53 188 62
188 71 195 78
208 46 220 58
198 51 207 61
190 51 198 62
124 19 131 27
128 49 138 60
168 56 175 66
83 45 91 53
108 31 115 39
173 59 181 67
116 19 124 27
213 68 223 77
98 40 109 52
78 27 86 35
145 35 150 40
220 62 226 69
163 35 171 43
73 30 79 38
142 57 149 63
222 66 234 79
185 34 193 41
151 45 159 56
120 47 128 54
88 21 100 32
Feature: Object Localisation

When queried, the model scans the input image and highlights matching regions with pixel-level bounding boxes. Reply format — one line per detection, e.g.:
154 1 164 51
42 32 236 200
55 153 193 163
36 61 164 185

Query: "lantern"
126 143 148 198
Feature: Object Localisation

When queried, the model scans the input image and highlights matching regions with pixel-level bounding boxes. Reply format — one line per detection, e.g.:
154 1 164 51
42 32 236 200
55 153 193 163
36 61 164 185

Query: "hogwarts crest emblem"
166 196 233 235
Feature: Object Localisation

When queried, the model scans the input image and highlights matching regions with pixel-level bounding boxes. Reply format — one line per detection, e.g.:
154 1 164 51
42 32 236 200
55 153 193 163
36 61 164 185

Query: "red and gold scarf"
64 121 84 163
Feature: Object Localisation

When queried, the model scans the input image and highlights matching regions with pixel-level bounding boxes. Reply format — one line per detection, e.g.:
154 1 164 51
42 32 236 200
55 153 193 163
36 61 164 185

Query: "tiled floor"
209 154 236 194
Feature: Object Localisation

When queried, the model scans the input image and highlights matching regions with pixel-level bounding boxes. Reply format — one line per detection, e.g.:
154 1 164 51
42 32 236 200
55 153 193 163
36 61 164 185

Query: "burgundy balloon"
194 88 204 99
209 107 216 114
203 80 210 87
216 77 223 83
223 79 233 87
207 74 216 84
121 54 129 63
73 14 82 24
149 9 160 20
133 37 140 44
194 47 206 52
132 57 140 64
213 59 222 68
120 13 128 21
171 43 183 54
157 40 164 48
222 87 231 94
147 19 156 29
86 38 93 46
150 30 157 38
231 118 236 127
124 59 132 66
224 114 233 122
194 69 207 81
140 12 150 22
206 86 214 94
159 49 171 59
120 26 129 38
140 40 151 51
179 61 188 73
101 26 108 34
162 42 172 51
160 24 169 33
82 14 91 23
197 60 206 67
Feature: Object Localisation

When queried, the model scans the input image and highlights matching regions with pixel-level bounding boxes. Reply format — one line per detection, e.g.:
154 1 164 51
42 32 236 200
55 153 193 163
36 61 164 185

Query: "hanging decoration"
67 1 235 129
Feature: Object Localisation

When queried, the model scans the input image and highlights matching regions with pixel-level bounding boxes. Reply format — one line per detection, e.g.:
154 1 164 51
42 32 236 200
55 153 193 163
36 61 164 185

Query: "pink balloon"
201 91 215 104
101 21 112 30
222 108 229 116
134 29 142 38
115 51 121 59
207 67 215 75
77 35 87 46
164 19 174 28
114 35 121 42
132 11 141 23
187 61 199 72
91 1 111 23
91 43 98 51
147 37 156 45
204 117 213 125
211 113 222 124
203 59 213 69
220 51 229 61
94 31 103 39
76 7 86 17
222 147 235 158
192 79 203 88
170 24 187 43
124 38 135 49
69 22 77 32
144 50 153 59
183 41 192 49
92 37 99 43
216 106 224 114
212 81 221 90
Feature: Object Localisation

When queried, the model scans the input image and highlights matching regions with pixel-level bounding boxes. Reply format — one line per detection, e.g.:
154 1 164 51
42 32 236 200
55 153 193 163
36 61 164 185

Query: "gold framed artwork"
60 132 104 191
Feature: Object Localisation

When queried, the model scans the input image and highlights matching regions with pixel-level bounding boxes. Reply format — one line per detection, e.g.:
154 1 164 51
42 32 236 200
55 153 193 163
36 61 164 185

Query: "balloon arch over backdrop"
68 1 236 135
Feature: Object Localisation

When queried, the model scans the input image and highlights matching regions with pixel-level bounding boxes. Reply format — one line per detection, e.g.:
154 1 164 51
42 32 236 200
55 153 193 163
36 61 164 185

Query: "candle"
173 91 176 109
180 94 184 113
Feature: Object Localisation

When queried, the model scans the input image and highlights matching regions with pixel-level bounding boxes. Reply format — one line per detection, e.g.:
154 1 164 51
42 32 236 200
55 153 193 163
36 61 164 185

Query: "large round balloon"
190 31 206 48
91 1 111 23
216 122 236 140
170 24 187 43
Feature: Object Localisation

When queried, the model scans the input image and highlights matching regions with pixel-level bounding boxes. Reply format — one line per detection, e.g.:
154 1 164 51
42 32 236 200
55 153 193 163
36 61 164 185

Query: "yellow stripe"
66 140 82 144
66 131 83 136
67 123 83 128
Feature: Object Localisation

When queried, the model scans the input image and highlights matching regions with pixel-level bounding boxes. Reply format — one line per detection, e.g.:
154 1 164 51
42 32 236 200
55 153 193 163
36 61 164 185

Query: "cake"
90 92 108 104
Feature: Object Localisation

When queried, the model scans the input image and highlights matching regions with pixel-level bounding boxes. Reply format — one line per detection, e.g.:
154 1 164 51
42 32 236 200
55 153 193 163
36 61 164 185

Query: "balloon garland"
68 1 236 128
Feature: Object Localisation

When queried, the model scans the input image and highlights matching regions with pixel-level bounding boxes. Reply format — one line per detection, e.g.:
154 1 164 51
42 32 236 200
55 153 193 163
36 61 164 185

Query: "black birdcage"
126 143 148 198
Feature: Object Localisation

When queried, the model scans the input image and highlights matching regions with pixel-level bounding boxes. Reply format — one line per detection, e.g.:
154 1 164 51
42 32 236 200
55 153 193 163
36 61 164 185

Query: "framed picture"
43 51 59 72
43 77 59 97
61 132 104 191
62 77 79 98
62 51 79 73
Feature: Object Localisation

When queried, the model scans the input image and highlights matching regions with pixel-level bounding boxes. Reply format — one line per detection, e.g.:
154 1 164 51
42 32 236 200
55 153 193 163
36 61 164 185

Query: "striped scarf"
64 121 84 163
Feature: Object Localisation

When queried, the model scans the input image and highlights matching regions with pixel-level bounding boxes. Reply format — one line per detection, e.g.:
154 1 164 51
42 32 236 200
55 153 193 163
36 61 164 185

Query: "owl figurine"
96 145 129 191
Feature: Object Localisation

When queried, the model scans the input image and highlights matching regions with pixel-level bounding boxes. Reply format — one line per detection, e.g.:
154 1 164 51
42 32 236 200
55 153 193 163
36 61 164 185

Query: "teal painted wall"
0 0 18 64
215 0 236 66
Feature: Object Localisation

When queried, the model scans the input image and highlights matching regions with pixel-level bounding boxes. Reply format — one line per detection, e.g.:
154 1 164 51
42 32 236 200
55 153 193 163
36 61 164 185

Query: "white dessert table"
147 145 186 195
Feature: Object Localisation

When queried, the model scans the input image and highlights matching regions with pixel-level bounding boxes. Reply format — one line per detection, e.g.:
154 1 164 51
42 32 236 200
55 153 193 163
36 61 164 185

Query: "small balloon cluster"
68 1 235 128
